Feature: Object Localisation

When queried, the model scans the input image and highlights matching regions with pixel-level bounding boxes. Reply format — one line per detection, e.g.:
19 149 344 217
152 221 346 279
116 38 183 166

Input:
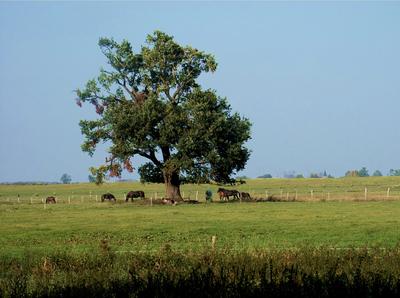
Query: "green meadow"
1 177 400 258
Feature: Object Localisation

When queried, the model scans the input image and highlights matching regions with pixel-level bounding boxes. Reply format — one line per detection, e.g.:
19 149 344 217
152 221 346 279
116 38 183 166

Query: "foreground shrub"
1 246 400 297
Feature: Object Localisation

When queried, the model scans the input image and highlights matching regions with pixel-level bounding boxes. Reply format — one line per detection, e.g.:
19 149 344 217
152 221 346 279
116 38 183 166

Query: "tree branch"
133 149 162 167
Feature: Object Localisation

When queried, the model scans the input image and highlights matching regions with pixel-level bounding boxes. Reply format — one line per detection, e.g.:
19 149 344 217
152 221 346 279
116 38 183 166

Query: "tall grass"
1 245 400 297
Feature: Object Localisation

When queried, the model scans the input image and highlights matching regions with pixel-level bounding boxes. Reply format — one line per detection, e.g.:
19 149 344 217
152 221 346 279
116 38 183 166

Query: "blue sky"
0 1 399 182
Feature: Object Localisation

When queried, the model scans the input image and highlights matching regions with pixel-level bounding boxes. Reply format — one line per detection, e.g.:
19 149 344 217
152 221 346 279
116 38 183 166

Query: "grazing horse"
125 191 145 202
46 196 56 204
101 193 116 202
217 188 240 201
240 192 251 200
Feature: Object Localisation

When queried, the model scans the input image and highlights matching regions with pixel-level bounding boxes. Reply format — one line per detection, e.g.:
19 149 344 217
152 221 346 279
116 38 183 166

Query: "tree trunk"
164 170 182 200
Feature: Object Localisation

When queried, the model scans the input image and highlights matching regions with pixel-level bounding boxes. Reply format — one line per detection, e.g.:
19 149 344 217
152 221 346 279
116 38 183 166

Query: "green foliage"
75 31 251 193
88 174 96 183
358 167 369 177
389 169 400 176
205 189 213 202
89 166 108 185
372 170 383 177
296 174 304 178
59 173 71 184
2 248 400 297
138 162 164 183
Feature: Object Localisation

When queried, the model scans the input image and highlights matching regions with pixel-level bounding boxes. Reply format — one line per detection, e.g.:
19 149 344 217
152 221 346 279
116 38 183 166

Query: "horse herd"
217 188 251 201
43 188 251 204
44 190 176 205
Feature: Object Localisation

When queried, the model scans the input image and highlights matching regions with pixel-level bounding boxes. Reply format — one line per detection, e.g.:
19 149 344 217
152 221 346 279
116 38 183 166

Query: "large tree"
75 31 251 199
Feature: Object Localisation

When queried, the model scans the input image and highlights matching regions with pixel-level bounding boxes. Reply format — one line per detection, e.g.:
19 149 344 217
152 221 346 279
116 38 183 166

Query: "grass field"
2 178 400 296
1 177 400 258
1 176 400 203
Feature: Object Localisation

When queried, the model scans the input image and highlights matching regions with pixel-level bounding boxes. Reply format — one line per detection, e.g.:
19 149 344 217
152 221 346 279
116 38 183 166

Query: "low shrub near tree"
1 245 400 297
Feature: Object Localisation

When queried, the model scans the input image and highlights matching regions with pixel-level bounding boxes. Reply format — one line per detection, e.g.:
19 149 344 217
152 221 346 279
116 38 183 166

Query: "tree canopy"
75 31 251 199
60 173 72 184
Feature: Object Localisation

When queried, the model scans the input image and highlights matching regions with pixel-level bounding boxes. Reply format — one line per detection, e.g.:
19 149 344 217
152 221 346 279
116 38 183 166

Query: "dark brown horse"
45 196 56 204
125 191 145 202
101 193 116 202
217 188 240 201
240 192 251 199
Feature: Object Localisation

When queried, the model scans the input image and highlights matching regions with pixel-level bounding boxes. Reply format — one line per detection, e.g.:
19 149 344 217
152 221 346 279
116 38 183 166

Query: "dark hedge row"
1 244 400 297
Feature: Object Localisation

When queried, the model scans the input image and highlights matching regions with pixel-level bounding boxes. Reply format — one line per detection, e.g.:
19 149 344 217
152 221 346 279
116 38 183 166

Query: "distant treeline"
0 181 63 185
0 179 137 185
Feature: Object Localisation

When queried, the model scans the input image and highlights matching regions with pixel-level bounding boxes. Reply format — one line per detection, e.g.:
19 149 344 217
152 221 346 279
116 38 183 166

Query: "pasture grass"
1 176 400 203
2 178 400 296
1 200 400 258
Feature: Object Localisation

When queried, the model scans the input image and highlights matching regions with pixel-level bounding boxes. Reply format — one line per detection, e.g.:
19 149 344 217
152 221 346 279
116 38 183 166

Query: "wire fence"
1 187 399 205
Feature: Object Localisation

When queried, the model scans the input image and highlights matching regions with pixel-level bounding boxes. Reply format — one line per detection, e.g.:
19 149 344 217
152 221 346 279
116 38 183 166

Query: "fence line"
0 188 400 205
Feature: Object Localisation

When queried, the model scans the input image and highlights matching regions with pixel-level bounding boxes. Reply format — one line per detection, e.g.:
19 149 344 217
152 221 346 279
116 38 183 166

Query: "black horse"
101 193 116 202
126 190 145 202
217 188 240 201
45 196 56 204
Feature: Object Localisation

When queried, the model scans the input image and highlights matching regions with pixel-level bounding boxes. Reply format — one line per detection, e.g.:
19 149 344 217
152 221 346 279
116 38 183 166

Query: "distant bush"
358 167 369 177
372 170 383 177
60 173 72 184
258 174 272 178
309 173 321 178
345 170 359 177
345 168 369 177
389 169 400 176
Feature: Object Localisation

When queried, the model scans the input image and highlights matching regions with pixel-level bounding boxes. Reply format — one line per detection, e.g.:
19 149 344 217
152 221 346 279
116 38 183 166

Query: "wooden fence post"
311 190 314 200
387 188 390 199
211 235 217 250
196 191 198 200
364 187 368 200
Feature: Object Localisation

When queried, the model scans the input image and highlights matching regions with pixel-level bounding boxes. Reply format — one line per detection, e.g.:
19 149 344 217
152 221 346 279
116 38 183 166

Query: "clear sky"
0 1 399 182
